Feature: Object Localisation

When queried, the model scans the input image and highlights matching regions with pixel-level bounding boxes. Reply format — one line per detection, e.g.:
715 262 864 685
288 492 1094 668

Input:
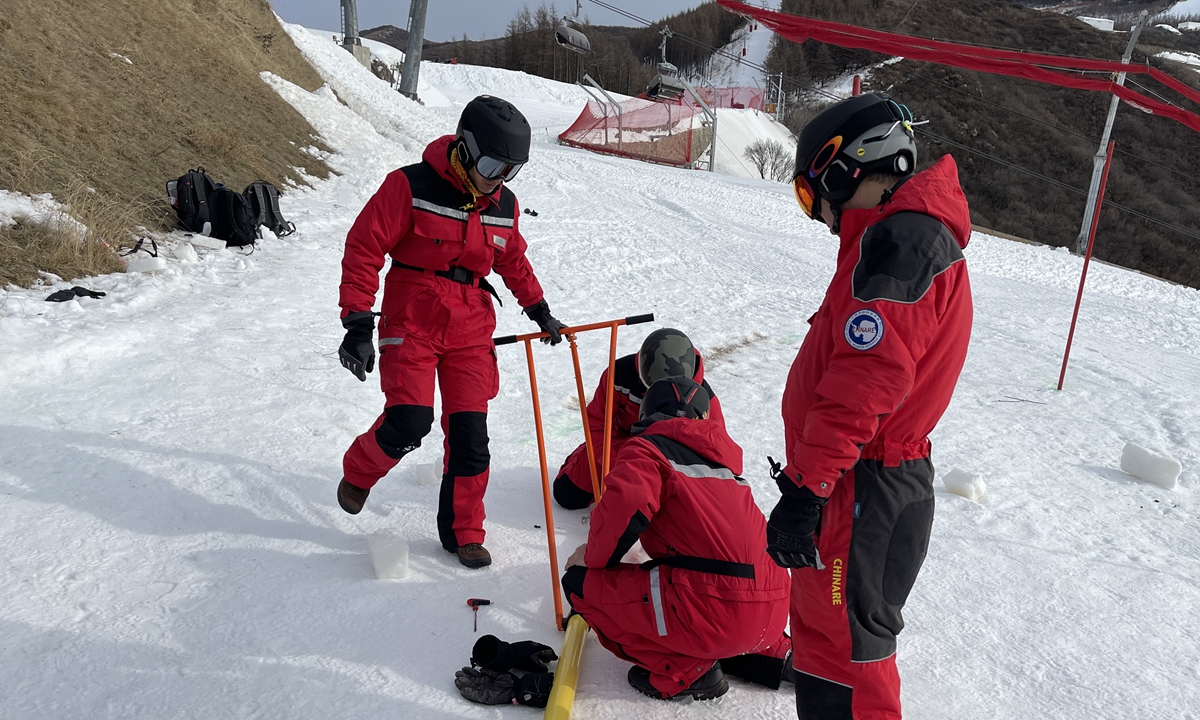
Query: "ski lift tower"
339 0 371 68
644 27 718 172
398 0 429 101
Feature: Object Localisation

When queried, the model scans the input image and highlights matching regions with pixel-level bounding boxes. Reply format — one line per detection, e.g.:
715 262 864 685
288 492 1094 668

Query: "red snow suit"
564 417 791 696
553 352 724 509
780 155 973 719
339 135 545 551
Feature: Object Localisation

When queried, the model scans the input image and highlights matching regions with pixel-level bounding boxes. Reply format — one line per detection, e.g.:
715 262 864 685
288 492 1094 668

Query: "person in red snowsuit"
562 377 792 701
769 93 973 718
552 328 725 510
335 96 565 568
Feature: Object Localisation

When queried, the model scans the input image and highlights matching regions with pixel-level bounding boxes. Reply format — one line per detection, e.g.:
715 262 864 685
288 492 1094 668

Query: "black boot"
628 662 728 701
337 478 369 514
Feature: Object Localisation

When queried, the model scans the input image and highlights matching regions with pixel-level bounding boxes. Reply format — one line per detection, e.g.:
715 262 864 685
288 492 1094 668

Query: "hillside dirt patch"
0 0 332 285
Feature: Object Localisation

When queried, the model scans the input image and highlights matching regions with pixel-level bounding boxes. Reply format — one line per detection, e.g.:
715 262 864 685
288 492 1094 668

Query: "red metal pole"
525 338 564 629
852 75 862 96
1058 140 1115 391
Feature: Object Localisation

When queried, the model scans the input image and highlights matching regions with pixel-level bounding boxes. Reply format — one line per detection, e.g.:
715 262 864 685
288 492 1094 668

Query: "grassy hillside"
0 0 331 286
765 0 1200 288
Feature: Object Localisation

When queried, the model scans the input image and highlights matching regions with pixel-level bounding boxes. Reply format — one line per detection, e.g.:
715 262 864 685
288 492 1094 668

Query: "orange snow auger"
493 313 654 631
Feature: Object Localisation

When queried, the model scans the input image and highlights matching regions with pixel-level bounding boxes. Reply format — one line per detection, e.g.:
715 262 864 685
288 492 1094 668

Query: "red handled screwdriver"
467 598 491 632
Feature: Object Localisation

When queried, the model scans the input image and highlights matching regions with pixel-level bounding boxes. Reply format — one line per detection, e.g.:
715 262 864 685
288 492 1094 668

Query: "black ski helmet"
455 95 531 181
639 376 710 421
793 92 917 229
637 328 697 388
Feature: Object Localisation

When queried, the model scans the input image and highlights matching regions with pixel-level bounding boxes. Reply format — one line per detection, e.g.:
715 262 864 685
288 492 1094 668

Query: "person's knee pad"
553 473 595 510
375 405 434 460
561 566 587 603
446 411 490 477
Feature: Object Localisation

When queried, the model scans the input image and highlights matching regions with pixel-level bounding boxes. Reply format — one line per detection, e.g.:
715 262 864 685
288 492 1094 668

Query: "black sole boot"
628 662 728 701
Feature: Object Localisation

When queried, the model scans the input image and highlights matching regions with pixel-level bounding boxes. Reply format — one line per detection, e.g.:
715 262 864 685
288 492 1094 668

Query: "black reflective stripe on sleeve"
612 354 646 401
852 211 964 304
606 510 649 567
701 378 717 402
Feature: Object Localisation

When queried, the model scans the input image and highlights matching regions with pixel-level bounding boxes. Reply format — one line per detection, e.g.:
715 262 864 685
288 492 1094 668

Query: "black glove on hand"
472 634 559 673
765 456 827 570
338 311 376 382
455 667 516 705
523 299 566 346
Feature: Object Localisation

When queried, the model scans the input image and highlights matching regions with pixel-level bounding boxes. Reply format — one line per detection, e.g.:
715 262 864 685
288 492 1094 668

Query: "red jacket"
782 155 973 498
338 135 544 318
585 417 789 601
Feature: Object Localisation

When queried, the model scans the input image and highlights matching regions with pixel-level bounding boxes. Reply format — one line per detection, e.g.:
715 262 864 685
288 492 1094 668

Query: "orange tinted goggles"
792 175 817 219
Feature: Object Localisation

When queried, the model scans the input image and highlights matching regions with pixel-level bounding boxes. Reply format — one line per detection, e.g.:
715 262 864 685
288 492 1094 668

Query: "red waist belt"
860 438 931 468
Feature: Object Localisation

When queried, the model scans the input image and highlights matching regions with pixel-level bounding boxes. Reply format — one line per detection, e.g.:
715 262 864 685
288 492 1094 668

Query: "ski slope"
1 20 1199 720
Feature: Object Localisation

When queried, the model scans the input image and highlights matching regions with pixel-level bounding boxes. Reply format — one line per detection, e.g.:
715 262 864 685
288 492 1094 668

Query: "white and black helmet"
793 92 917 229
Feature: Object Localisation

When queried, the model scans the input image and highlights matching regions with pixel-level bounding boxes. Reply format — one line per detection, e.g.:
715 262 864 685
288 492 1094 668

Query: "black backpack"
166 168 216 233
242 181 296 237
208 188 259 247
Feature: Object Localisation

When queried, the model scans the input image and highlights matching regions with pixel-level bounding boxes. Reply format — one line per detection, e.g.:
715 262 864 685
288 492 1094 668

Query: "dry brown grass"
0 0 332 286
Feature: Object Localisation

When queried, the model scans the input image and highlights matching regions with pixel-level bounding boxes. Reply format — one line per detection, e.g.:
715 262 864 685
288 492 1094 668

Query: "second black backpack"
208 188 259 247
243 181 296 237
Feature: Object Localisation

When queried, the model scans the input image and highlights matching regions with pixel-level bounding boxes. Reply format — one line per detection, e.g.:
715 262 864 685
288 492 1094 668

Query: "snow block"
368 531 409 579
172 242 198 263
1120 442 1181 490
124 256 168 273
414 462 440 486
943 468 986 502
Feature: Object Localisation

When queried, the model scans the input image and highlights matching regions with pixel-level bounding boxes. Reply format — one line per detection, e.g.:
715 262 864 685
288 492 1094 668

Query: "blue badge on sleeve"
844 309 884 350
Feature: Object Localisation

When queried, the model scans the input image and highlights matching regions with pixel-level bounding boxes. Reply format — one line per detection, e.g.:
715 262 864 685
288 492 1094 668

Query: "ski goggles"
793 174 818 219
473 154 524 182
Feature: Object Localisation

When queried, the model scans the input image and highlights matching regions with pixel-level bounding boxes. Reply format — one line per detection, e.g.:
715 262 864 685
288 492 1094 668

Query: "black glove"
472 634 559 673
523 299 566 346
338 311 376 382
454 667 555 707
454 667 516 705
765 456 827 570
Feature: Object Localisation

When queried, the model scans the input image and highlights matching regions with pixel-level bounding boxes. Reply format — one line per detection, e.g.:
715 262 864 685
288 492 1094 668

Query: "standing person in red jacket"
335 95 566 569
552 328 724 510
768 93 973 719
562 377 792 701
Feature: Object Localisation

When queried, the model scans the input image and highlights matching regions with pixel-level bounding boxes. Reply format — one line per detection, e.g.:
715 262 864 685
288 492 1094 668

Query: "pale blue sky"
268 0 710 42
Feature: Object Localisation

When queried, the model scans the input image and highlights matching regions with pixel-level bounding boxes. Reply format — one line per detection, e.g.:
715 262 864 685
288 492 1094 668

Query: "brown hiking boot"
337 478 370 515
455 543 492 568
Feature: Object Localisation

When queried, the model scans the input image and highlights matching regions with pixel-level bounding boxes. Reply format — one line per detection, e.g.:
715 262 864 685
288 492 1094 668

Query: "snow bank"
714 107 796 179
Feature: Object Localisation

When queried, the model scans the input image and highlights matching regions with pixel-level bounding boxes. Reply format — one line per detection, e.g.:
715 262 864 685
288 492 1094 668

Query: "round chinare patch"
844 309 884 350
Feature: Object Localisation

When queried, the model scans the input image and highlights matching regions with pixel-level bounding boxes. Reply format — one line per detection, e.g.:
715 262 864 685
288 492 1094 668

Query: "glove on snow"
472 634 559 673
522 300 566 346
338 311 376 382
454 667 555 708
765 457 826 570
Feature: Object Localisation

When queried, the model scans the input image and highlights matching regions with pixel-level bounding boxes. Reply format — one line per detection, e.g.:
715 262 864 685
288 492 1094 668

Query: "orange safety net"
689 86 766 110
558 97 708 167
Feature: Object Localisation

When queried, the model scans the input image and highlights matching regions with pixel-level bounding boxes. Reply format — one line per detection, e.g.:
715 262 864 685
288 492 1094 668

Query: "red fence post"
1058 140 1115 391
852 75 862 96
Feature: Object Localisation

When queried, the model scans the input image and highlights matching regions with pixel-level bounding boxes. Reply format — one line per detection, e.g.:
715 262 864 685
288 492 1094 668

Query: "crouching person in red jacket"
561 377 792 700
335 96 566 569
553 328 724 510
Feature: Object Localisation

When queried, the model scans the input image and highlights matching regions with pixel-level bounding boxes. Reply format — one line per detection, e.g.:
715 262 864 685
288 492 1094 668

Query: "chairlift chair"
554 22 591 54
646 61 686 101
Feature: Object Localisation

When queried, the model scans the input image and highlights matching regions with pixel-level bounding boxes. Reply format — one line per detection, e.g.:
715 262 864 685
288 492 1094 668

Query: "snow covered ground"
2 20 1199 720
